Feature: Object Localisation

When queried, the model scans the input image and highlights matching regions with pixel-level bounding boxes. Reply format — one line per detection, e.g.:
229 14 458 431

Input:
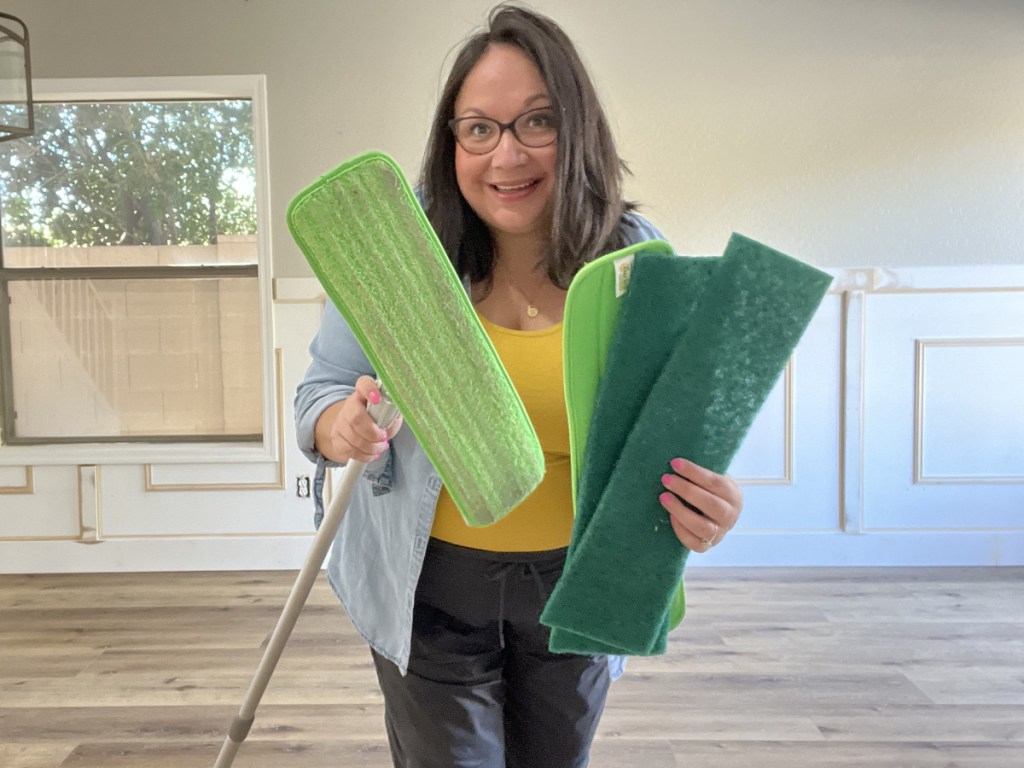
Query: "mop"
288 152 545 527
212 152 544 767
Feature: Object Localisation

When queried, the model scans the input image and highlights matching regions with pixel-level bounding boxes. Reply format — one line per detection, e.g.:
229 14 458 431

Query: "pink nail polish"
671 458 685 473
659 492 673 505
661 474 674 486
368 391 381 405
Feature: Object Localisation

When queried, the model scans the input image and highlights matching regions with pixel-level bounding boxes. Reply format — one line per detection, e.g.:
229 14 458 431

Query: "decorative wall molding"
914 338 1024 485
862 288 1024 534
2 267 1023 572
840 289 866 534
272 277 327 304
0 466 33 495
78 465 101 544
732 360 794 486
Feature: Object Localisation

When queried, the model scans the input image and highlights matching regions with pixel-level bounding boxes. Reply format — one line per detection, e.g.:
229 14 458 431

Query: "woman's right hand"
314 375 404 464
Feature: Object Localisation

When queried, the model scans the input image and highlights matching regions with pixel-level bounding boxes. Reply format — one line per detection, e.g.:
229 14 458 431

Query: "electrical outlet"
296 475 311 498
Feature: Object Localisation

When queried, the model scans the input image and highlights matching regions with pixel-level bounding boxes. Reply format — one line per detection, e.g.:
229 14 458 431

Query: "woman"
295 5 743 766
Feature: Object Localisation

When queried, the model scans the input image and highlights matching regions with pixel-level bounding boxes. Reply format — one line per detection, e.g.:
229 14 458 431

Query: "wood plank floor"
1 567 1022 767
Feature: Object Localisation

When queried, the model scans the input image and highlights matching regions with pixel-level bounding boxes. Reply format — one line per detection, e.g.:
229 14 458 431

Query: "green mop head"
543 234 832 654
287 151 545 527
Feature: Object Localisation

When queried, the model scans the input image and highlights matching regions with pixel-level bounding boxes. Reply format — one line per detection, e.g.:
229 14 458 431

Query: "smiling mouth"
491 180 540 193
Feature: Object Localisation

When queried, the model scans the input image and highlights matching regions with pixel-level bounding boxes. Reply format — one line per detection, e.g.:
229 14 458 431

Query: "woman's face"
453 43 557 247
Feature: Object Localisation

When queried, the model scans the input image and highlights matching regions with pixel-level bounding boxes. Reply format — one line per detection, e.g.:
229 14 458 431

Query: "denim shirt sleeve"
621 210 670 247
295 300 397 527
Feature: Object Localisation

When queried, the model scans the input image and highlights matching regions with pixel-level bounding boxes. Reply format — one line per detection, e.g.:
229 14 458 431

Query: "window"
0 77 274 460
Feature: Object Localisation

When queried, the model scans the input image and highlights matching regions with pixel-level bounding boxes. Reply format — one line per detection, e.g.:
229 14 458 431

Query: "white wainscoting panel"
0 465 33 490
727 368 788 483
0 466 80 540
97 465 304 538
917 340 1024 481
730 293 843 535
862 290 1024 532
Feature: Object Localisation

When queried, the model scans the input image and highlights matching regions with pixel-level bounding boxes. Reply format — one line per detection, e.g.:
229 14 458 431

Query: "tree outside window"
0 97 264 445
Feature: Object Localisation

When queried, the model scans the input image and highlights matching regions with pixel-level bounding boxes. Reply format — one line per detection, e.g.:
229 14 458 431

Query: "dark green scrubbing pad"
542 233 832 654
562 240 675 510
550 253 720 655
287 152 545 527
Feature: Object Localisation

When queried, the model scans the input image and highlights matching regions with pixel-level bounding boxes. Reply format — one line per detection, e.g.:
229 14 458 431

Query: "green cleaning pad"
562 239 674 509
542 233 832 654
287 151 545 527
552 251 720 655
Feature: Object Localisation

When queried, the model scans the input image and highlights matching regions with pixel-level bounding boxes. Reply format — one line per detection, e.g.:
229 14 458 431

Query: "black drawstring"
485 561 553 650
486 562 514 649
525 562 550 604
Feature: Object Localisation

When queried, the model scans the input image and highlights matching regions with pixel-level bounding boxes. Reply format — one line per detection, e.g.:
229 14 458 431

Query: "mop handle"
213 382 398 768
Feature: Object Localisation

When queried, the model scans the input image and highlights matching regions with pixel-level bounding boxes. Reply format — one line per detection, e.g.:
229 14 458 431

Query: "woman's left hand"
659 458 743 552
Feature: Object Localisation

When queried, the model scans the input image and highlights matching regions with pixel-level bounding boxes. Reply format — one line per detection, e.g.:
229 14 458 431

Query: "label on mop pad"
614 254 635 297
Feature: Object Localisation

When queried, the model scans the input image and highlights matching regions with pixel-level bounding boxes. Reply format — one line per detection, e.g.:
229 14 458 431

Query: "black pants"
371 538 611 768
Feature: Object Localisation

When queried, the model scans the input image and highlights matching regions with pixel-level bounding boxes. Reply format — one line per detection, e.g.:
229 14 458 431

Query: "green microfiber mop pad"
287 151 545 527
552 251 720 655
543 233 832 654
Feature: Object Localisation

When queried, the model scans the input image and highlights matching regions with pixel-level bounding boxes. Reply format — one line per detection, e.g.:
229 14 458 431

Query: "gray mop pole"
213 387 398 768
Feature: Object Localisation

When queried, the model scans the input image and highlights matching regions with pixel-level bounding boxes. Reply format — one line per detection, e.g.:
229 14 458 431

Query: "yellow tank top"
429 313 574 551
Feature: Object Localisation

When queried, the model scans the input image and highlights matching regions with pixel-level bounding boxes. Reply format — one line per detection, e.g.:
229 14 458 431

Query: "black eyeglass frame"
448 106 559 155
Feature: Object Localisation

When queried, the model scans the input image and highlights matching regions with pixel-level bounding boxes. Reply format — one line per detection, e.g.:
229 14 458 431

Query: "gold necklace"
496 264 542 318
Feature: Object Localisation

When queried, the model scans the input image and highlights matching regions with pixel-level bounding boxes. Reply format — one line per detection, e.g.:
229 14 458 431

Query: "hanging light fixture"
0 12 32 142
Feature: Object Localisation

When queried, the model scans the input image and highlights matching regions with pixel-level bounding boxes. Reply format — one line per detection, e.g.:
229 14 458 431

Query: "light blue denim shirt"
294 212 668 676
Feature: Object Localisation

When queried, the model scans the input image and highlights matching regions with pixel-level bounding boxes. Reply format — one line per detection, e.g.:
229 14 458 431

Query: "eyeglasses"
449 107 559 155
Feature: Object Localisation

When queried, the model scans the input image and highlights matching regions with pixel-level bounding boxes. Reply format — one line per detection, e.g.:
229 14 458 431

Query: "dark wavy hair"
420 3 636 289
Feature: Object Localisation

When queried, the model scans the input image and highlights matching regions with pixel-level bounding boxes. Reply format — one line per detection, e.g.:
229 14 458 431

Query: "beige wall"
6 0 1023 272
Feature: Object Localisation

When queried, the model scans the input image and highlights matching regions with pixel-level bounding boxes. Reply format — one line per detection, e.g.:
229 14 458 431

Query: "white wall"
1 1 1022 572
6 0 1022 272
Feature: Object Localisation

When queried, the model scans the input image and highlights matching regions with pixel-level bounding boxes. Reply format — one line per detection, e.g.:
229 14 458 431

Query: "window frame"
0 75 276 466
